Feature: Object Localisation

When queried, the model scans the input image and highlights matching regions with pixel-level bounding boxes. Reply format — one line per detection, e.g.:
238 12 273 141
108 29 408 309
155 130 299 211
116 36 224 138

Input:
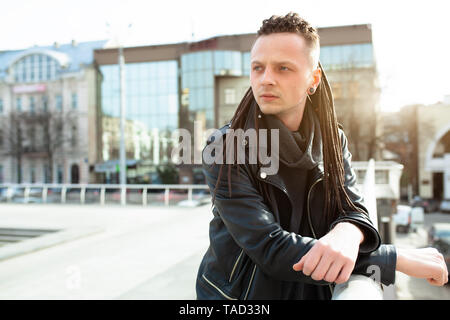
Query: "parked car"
0 187 23 201
412 196 441 213
428 223 450 280
440 199 450 213
393 205 424 233
0 187 43 203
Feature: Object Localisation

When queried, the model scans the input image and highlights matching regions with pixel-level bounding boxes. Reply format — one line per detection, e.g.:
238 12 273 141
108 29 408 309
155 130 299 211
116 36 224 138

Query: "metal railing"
0 183 210 206
332 159 384 300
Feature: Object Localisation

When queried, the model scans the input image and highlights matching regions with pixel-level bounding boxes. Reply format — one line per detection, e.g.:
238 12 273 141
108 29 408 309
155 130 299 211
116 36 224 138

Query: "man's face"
250 32 314 117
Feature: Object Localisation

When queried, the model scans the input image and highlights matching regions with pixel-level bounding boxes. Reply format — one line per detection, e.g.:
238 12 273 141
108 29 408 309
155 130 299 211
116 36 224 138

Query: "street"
394 212 450 300
0 203 211 299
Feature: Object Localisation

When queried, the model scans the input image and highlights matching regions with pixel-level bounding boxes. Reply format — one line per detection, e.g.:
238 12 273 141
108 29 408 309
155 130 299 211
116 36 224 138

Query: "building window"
71 93 77 109
43 164 50 183
320 43 374 70
224 88 236 105
57 165 63 183
30 126 36 150
375 170 389 184
0 98 3 113
30 97 35 113
356 169 366 184
71 125 77 147
22 59 26 82
0 165 3 183
42 96 48 111
56 123 63 137
12 54 59 83
16 97 22 111
55 95 62 111
47 56 52 80
29 56 35 81
30 166 36 183
38 55 43 81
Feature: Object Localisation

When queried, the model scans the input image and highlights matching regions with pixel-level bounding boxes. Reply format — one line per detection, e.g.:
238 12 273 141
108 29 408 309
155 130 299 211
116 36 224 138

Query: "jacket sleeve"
329 128 381 254
353 244 397 286
202 138 329 285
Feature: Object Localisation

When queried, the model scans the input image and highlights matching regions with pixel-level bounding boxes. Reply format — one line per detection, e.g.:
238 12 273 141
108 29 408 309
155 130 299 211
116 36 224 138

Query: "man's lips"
261 94 279 101
260 93 278 98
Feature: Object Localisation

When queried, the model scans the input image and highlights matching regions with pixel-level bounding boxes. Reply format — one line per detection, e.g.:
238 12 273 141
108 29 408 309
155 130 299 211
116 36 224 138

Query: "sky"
2 0 450 112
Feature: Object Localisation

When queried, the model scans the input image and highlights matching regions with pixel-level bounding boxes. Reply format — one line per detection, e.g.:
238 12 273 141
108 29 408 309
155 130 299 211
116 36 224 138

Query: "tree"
0 111 25 182
381 104 435 196
0 109 78 183
156 163 178 184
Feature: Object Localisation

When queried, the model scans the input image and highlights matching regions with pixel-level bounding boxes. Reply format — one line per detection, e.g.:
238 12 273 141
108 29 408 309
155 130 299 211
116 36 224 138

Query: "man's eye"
252 66 262 71
280 66 289 71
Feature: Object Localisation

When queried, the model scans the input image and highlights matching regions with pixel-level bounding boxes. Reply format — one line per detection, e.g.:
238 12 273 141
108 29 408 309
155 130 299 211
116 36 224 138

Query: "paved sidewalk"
0 203 211 299
2 203 438 300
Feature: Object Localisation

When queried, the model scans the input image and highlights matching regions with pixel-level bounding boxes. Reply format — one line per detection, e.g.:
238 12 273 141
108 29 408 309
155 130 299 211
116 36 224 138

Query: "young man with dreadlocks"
196 12 448 300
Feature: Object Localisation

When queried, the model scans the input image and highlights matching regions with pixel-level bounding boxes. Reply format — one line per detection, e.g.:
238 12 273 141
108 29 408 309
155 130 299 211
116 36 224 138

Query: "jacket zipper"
307 177 323 239
244 264 257 300
229 248 244 282
307 177 334 296
202 274 238 300
259 171 333 296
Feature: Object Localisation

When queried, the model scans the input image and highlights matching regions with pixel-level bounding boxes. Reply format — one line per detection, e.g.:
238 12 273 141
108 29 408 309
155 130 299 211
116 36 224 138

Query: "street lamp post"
106 22 132 203
119 45 126 187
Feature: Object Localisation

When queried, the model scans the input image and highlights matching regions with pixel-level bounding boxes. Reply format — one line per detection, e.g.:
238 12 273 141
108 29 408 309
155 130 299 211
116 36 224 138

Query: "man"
196 12 448 300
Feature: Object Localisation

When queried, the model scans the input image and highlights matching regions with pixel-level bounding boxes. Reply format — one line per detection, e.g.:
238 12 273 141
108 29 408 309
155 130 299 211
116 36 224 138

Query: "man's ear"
313 67 322 87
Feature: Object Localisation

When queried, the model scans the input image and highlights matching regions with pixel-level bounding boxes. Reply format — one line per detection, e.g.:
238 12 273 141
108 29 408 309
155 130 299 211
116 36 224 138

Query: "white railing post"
121 186 126 205
142 187 147 206
100 187 105 205
61 186 66 204
332 158 383 300
188 188 192 202
42 186 48 203
164 188 169 206
80 186 86 204
6 186 13 202
24 186 30 203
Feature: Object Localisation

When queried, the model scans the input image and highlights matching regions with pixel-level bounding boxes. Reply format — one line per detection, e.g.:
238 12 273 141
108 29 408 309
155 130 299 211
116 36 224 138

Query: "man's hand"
396 247 448 286
292 222 364 284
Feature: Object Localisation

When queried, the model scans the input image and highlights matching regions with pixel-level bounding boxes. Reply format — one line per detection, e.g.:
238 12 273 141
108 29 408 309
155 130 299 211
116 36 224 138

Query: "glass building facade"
320 43 374 70
101 61 178 131
98 50 252 182
100 60 179 167
180 50 250 130
97 37 376 183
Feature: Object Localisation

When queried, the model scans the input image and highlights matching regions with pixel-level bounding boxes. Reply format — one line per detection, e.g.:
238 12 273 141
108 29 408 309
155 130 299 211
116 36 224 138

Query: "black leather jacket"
196 116 397 300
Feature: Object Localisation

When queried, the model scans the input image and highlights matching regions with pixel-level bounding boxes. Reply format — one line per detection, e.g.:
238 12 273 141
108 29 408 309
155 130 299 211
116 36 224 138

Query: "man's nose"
260 68 276 85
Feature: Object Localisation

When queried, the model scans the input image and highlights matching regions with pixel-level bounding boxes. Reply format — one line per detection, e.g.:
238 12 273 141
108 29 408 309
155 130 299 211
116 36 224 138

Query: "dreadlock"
211 12 365 225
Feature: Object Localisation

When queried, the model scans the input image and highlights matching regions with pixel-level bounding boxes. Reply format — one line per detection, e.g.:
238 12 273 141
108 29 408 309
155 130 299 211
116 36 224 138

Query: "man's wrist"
334 221 365 244
395 247 405 273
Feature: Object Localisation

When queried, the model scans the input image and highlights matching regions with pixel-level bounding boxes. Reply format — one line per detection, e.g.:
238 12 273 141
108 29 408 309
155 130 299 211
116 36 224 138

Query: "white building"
417 102 450 200
0 40 107 184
